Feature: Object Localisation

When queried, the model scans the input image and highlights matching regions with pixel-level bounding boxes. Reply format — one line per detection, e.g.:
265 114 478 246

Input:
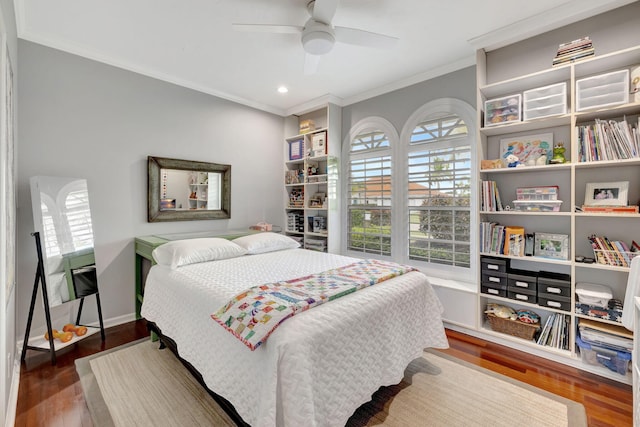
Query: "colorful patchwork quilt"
211 259 417 350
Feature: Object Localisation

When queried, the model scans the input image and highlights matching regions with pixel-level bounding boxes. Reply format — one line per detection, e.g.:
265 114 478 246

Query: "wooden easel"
21 232 105 365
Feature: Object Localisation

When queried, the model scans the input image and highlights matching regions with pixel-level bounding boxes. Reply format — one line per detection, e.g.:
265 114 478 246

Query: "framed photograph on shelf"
310 131 327 157
288 138 304 161
584 181 629 206
534 233 569 260
499 133 553 166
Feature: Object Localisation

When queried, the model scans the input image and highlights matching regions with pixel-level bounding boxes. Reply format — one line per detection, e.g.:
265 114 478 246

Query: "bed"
140 233 448 427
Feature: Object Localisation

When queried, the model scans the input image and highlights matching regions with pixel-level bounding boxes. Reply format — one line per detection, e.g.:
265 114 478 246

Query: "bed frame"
146 321 249 427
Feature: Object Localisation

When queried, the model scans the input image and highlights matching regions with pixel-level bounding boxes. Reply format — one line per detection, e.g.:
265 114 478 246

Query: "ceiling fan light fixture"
301 19 335 55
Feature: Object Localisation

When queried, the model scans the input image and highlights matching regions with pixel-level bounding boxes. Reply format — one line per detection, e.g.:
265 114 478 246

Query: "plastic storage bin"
576 69 629 111
484 94 521 127
576 335 631 375
512 200 563 212
523 83 567 120
575 282 612 307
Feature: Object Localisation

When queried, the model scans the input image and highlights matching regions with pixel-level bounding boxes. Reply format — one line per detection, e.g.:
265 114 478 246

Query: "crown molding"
284 94 344 116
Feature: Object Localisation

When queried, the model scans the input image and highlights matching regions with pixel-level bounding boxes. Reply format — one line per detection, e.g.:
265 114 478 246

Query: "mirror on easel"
23 176 105 365
29 176 99 306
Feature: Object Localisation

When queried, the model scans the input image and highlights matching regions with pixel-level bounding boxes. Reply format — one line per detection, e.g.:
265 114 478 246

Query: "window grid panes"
65 189 94 252
408 115 471 268
348 130 391 255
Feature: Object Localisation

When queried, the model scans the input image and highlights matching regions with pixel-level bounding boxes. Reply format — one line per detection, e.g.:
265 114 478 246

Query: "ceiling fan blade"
304 53 321 75
311 0 339 25
334 26 399 49
232 24 303 34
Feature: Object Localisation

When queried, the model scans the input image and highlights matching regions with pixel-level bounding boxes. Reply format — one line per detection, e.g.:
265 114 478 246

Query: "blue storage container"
576 335 631 375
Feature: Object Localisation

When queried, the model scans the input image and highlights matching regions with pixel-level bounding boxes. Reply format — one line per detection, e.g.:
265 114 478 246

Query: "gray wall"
341 66 477 142
16 41 284 338
486 1 640 84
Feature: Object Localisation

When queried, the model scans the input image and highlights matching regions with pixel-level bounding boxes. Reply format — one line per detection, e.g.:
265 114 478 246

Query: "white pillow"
152 238 247 269
232 232 300 254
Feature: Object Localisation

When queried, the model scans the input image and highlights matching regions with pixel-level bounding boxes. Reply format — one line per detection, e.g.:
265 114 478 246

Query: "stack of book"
305 238 327 252
537 313 570 350
553 36 594 66
480 180 503 212
576 117 640 162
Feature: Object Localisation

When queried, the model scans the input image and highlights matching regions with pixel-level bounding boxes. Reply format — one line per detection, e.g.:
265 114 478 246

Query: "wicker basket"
486 313 540 340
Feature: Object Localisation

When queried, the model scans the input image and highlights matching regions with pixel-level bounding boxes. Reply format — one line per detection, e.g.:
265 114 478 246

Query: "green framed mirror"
147 156 231 222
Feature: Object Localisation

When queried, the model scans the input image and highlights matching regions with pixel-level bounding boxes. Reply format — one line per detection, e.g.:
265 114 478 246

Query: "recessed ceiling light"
277 86 288 94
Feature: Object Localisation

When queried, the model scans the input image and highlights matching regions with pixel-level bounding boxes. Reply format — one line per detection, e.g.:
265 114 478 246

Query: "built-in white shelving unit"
476 43 640 384
283 104 342 253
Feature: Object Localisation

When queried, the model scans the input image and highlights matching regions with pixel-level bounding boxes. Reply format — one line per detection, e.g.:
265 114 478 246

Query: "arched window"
400 98 476 280
343 118 398 257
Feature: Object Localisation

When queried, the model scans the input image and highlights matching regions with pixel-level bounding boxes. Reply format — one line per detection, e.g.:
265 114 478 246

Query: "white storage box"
484 94 521 127
523 83 567 121
576 69 629 111
575 282 612 307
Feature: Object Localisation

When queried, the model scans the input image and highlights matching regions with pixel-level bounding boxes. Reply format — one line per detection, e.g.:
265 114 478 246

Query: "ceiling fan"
232 0 399 74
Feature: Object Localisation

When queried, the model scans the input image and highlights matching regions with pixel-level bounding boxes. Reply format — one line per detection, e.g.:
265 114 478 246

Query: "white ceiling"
14 0 635 116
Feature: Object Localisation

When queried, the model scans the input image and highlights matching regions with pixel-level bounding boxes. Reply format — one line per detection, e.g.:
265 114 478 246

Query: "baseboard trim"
5 358 20 427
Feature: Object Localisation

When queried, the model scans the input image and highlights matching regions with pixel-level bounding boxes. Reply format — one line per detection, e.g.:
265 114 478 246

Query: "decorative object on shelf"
631 64 640 102
534 232 569 260
549 142 567 164
484 94 521 127
576 68 629 111
310 131 327 157
307 162 319 176
504 154 523 168
285 169 303 184
308 192 325 208
484 303 516 320
288 188 304 207
480 159 503 170
288 138 304 160
499 133 553 166
299 119 315 134
584 181 629 206
552 36 594 67
524 234 534 256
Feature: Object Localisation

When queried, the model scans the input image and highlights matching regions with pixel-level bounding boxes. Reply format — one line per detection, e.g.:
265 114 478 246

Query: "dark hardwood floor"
14 320 632 426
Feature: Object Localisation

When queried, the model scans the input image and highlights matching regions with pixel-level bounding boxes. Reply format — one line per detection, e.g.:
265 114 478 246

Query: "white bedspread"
141 249 448 427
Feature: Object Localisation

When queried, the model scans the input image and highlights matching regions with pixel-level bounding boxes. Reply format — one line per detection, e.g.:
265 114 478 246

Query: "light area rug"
76 339 587 427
